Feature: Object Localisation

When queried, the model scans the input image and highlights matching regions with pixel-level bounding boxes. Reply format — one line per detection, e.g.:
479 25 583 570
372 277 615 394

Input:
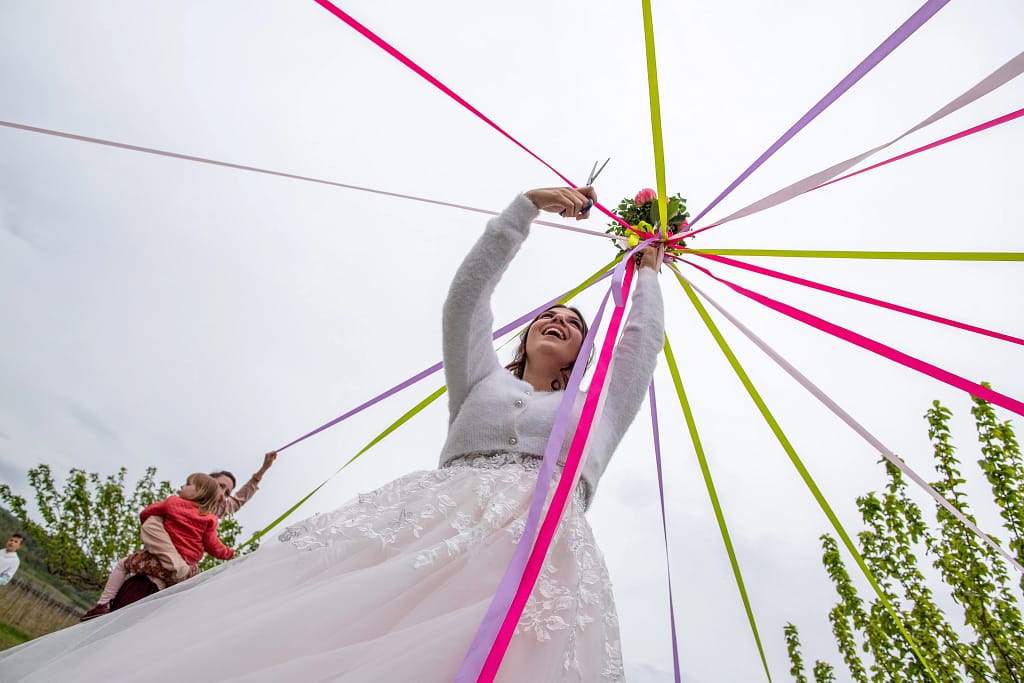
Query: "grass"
0 622 32 650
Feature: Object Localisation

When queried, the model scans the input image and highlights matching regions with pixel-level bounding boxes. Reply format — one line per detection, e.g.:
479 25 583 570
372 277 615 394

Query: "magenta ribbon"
310 0 634 235
812 107 1024 191
684 103 1024 237
309 0 571 187
680 276 1024 574
687 251 1024 346
276 272 611 452
679 258 1024 418
682 51 1024 237
649 381 682 682
688 0 951 229
475 262 638 681
611 236 658 306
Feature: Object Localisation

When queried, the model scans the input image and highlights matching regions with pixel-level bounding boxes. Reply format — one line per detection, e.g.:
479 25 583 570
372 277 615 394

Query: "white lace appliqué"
278 452 623 681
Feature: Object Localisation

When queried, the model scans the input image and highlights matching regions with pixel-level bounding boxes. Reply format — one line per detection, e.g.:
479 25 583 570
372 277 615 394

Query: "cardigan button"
508 436 518 446
513 399 524 408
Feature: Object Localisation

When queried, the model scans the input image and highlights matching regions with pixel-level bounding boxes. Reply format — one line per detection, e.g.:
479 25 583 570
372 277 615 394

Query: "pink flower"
634 188 657 205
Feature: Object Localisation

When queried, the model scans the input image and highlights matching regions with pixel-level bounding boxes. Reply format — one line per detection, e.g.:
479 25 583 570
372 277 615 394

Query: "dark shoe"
80 602 110 621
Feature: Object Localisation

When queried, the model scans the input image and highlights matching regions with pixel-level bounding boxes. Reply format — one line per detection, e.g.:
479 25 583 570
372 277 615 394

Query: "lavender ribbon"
277 272 612 452
683 276 1024 574
649 381 682 682
612 237 658 306
0 120 612 243
699 49 1024 230
455 288 613 682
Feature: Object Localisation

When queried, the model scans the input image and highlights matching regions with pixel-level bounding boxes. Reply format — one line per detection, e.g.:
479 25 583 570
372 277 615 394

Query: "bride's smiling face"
524 306 585 368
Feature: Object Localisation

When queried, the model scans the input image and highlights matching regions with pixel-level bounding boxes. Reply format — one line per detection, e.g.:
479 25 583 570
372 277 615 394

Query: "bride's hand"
525 186 597 220
637 244 665 272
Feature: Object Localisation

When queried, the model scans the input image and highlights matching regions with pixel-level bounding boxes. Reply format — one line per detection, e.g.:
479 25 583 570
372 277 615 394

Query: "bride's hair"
504 305 591 391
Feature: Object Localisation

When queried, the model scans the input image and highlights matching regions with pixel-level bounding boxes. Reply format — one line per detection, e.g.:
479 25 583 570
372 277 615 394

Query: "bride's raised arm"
442 187 596 422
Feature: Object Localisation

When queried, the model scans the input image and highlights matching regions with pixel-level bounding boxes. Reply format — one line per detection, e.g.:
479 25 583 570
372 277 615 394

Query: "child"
81 473 234 620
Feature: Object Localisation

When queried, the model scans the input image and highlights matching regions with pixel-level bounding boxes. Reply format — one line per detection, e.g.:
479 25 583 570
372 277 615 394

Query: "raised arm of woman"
442 187 595 421
582 248 666 500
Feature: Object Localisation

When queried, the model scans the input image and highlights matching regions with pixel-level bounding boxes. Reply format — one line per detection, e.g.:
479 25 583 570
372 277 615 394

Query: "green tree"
785 395 1024 682
0 465 250 591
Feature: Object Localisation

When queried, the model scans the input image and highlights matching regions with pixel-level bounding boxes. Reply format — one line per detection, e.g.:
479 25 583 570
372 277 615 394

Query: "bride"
0 186 664 682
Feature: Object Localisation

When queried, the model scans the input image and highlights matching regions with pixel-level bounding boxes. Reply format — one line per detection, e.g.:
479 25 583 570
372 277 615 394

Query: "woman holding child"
79 473 234 620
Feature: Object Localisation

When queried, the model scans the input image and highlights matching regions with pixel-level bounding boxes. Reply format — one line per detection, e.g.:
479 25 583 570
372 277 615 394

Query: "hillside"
1 508 97 650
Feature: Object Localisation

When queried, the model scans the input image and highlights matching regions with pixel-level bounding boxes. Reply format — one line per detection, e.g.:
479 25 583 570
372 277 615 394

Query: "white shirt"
0 550 20 585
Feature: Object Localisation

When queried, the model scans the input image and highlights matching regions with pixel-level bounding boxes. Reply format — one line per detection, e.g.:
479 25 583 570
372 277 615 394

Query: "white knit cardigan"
438 194 665 504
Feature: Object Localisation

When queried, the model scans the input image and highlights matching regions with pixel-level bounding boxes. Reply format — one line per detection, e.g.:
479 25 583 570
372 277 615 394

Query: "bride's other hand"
637 244 665 272
525 186 597 220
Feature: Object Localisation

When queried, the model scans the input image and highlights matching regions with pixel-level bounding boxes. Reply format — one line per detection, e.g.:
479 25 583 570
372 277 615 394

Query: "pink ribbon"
813 107 1024 192
680 274 1024 574
687 251 1024 346
612 235 659 306
687 0 951 229
477 261 637 681
678 258 1024 418
310 0 634 235
685 106 1024 239
455 288 613 682
683 50 1024 237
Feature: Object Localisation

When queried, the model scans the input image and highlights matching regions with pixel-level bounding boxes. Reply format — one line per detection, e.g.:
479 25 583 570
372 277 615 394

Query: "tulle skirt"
0 453 624 682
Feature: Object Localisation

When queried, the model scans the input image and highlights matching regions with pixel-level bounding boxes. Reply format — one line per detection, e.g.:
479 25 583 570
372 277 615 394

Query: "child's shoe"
80 602 111 621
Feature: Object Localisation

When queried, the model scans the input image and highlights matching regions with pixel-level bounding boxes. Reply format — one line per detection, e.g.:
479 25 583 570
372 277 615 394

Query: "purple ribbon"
649 381 682 682
682 276 1024 574
454 287 613 682
693 49 1024 232
612 237 658 306
688 0 951 228
276 271 612 452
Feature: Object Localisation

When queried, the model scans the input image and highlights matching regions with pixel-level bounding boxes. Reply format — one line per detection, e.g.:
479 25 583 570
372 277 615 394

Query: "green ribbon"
641 0 669 237
239 386 448 550
239 259 618 550
663 335 773 682
673 267 940 683
686 248 1024 261
564 258 619 301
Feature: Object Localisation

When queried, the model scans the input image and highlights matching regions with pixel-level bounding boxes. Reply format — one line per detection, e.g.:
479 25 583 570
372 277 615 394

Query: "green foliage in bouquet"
605 188 691 254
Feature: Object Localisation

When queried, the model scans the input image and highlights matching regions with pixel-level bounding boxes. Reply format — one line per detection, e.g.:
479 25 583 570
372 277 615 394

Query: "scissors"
560 157 610 217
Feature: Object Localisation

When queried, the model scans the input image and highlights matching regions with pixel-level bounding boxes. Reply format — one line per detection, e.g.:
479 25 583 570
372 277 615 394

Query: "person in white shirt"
0 186 664 683
0 534 23 586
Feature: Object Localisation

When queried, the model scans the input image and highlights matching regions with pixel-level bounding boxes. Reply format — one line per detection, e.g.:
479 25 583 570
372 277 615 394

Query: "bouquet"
605 187 691 254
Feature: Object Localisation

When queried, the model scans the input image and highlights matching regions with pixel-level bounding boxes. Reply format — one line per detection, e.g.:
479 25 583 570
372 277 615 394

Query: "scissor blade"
588 157 610 186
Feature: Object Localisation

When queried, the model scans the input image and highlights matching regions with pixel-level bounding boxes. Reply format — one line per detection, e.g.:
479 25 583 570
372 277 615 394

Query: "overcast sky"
1 2 1022 681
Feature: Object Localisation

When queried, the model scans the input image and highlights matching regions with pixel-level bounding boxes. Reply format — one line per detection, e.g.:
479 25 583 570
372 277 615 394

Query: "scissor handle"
560 198 594 217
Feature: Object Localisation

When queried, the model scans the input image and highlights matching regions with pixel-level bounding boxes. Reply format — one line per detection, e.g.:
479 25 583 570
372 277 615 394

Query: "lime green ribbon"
672 266 940 683
566 257 619 301
239 385 447 550
239 258 619 550
686 248 1024 261
641 0 669 238
663 335 773 682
